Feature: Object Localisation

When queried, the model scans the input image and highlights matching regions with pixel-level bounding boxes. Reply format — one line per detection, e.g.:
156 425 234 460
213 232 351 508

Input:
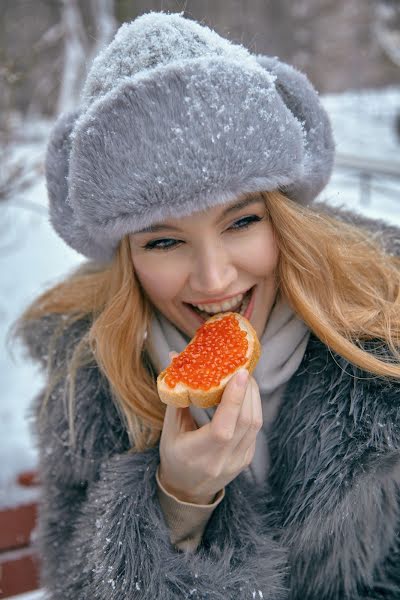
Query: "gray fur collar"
25 327 400 599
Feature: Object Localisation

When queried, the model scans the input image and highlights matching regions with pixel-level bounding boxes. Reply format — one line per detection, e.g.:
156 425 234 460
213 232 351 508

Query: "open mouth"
185 286 255 322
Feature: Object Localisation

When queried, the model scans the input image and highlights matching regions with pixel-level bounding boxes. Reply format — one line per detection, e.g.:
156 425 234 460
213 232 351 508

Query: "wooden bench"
0 471 40 599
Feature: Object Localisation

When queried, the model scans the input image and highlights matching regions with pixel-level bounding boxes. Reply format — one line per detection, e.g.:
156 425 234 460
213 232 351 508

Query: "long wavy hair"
13 190 400 451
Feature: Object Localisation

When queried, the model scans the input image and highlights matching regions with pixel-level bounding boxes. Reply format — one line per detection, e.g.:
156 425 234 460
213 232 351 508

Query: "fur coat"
20 203 400 599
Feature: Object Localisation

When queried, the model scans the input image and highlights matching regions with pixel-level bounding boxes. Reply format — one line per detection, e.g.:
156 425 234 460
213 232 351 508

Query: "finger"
232 372 254 440
168 350 179 362
179 406 198 433
243 439 257 467
232 436 256 471
177 369 249 456
249 375 263 426
231 377 262 455
162 399 198 437
209 369 249 443
162 403 182 436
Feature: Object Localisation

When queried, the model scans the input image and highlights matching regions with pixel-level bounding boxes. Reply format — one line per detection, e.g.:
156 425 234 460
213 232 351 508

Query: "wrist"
157 467 215 505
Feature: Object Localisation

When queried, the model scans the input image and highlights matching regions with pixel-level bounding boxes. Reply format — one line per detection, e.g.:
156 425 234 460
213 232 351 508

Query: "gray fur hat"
46 11 335 262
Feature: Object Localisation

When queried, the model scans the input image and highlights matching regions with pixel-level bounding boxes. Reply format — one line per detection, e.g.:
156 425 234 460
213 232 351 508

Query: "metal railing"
332 153 400 207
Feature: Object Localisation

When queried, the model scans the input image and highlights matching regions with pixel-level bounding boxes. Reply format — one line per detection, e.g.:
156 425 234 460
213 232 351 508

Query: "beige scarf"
147 293 310 486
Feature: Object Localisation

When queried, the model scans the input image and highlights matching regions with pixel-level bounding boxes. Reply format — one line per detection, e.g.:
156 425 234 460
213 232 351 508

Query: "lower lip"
185 286 256 325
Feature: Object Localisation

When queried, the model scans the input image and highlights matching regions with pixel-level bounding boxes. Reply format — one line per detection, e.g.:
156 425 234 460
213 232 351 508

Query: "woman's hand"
158 351 263 504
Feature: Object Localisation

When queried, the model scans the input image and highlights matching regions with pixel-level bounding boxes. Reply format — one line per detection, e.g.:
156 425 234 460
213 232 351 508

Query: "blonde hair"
13 190 400 451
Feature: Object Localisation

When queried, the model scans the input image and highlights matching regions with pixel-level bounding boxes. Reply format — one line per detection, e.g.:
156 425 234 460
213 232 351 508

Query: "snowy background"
1 86 400 515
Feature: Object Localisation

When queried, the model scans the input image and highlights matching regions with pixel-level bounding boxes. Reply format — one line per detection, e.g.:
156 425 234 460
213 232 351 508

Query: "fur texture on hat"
46 11 335 262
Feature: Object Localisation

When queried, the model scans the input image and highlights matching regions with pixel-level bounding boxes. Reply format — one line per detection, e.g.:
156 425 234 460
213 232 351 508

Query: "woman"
14 12 400 600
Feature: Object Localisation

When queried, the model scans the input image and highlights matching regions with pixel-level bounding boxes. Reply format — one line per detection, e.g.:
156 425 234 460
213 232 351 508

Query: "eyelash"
142 215 263 251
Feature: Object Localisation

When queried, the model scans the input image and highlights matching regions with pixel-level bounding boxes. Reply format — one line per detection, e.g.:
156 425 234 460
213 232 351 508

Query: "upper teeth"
192 292 245 314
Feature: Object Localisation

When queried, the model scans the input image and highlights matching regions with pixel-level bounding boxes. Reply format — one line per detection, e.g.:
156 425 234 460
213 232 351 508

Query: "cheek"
131 253 185 302
236 225 279 277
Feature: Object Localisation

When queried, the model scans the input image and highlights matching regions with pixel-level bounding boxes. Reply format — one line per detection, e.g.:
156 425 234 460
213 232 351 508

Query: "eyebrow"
135 196 264 234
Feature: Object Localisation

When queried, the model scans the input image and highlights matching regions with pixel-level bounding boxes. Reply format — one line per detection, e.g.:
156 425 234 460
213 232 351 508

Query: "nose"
189 241 237 296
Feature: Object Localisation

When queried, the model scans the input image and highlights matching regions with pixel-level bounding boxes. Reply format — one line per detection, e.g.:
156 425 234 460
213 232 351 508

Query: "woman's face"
129 194 279 340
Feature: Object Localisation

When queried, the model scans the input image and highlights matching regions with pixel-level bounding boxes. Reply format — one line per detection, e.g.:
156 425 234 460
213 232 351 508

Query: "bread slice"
157 312 261 408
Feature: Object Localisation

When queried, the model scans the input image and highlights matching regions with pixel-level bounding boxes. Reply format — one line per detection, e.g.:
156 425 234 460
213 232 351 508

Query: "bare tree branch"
57 0 117 113
90 0 117 55
374 1 400 68
57 0 89 113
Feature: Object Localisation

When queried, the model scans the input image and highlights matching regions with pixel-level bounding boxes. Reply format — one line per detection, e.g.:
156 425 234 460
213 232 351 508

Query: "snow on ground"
8 590 44 600
1 86 399 505
0 121 83 507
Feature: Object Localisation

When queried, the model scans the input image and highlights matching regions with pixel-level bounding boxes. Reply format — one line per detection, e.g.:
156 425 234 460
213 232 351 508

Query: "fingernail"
236 369 248 387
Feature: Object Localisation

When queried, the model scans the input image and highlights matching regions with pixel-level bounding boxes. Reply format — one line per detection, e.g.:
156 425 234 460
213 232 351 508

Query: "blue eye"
143 214 262 251
229 215 262 230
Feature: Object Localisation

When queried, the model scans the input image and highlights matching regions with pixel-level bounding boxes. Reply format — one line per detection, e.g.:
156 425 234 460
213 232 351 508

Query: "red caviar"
165 314 248 391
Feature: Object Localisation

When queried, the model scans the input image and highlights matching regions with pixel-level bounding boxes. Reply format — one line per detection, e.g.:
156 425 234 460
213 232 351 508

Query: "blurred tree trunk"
373 0 400 67
58 0 116 113
91 0 117 56
57 0 88 113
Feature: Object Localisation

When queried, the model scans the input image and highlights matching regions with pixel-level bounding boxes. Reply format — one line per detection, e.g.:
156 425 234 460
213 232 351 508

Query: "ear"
255 55 335 204
45 111 113 262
